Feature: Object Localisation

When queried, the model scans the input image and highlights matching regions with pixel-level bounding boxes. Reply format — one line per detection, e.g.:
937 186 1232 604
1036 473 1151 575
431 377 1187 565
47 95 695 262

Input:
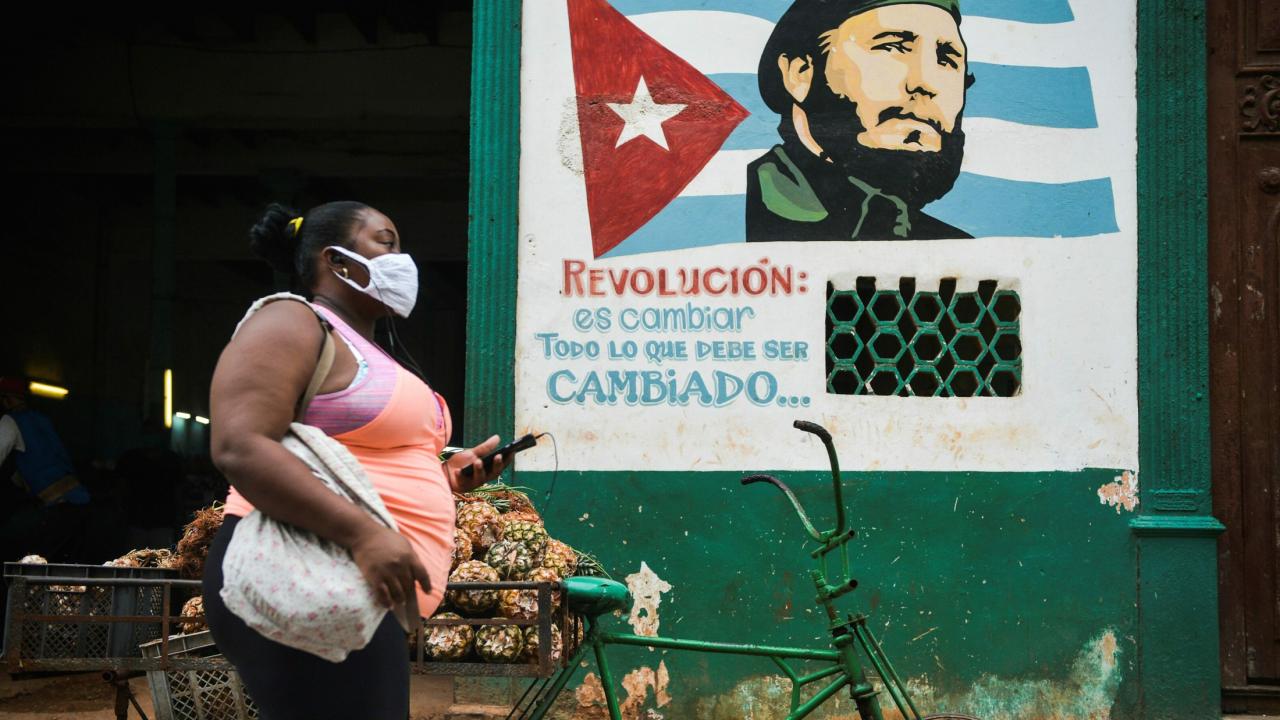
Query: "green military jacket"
745 144 971 242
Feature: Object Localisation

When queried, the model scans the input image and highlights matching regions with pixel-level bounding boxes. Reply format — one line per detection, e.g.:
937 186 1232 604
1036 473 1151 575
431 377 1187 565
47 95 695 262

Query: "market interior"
1 3 474 562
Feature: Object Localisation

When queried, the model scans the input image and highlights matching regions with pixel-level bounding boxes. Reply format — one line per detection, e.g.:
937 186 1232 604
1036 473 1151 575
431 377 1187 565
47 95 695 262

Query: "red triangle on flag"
568 0 749 257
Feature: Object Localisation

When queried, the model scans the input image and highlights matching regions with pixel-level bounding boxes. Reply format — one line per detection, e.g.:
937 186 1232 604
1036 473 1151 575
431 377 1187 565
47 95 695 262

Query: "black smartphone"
459 433 539 478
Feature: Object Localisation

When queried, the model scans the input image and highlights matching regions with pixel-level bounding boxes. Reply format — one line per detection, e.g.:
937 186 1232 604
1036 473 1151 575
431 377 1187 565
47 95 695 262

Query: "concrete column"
148 122 177 428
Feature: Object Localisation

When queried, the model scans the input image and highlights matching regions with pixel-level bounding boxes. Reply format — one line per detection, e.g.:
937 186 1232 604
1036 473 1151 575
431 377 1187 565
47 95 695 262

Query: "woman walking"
204 201 505 719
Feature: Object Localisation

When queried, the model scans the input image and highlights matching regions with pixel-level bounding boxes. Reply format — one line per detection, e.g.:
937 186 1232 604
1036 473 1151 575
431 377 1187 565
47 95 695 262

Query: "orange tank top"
224 322 455 619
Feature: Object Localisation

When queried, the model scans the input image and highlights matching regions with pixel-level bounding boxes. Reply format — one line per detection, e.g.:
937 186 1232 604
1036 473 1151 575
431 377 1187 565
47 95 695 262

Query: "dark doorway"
0 4 474 552
1209 0 1280 712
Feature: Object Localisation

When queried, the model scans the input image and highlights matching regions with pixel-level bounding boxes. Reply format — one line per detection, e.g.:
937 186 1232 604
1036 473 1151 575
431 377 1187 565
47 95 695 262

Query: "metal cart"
3 564 576 719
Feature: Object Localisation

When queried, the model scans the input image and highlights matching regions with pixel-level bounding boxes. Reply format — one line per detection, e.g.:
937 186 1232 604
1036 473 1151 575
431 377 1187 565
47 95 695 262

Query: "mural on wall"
746 0 971 242
518 0 1138 472
566 0 1121 257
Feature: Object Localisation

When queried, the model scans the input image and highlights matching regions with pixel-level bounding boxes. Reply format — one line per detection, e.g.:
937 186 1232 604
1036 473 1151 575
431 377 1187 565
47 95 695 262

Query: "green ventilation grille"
825 278 1022 398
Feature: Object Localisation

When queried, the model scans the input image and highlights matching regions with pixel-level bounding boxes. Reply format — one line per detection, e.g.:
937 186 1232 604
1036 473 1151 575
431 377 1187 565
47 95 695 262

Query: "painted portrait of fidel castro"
746 0 975 242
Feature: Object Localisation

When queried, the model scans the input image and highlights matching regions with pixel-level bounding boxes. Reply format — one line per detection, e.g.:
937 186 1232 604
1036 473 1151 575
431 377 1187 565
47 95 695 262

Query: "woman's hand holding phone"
444 435 507 493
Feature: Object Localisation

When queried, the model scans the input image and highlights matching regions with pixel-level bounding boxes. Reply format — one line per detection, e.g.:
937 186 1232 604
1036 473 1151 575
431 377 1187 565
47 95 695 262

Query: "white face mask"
326 245 419 318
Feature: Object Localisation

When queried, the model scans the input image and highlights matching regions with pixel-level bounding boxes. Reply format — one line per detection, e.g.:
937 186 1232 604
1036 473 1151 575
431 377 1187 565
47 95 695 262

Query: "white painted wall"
513 0 1138 473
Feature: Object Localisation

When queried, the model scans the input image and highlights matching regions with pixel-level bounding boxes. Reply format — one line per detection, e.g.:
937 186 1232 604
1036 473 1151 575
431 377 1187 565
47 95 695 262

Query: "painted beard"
800 80 966 208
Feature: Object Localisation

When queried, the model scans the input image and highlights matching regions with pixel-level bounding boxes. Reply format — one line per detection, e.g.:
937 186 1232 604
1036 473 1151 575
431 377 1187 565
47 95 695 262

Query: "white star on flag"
607 76 686 151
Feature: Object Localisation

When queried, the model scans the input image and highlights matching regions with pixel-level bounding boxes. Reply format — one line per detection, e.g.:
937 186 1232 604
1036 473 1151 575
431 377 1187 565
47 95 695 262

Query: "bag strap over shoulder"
233 293 337 423
296 312 336 422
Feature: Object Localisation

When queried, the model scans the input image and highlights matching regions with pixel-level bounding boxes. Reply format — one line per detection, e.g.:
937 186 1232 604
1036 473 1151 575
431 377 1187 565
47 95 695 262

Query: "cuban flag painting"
559 0 1126 258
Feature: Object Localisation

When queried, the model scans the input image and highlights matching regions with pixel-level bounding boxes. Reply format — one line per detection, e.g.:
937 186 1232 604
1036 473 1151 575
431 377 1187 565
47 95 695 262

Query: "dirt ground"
0 672 459 719
3 673 1273 720
0 673 154 720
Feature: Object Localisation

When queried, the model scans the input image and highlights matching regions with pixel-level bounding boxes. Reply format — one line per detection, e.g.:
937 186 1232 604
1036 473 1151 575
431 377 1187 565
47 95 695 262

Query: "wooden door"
1211 0 1280 711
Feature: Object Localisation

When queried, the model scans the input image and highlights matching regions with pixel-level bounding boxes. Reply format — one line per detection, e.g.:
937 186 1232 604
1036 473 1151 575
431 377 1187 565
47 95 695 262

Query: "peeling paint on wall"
1097 471 1139 513
558 96 585 177
625 562 673 637
622 662 672 715
688 629 1123 720
562 566 674 717
570 662 671 720
927 629 1123 720
573 673 607 717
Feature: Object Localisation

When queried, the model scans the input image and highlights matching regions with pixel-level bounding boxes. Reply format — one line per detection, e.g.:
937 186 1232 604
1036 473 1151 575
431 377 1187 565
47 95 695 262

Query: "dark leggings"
203 516 409 720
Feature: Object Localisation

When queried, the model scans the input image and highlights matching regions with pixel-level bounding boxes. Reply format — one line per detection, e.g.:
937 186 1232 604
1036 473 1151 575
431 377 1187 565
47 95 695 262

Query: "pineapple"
180 596 206 633
498 566 562 620
135 548 174 568
540 539 578 578
447 561 500 614
451 532 474 572
175 504 224 580
480 486 537 515
485 540 539 580
496 588 539 621
521 623 565 664
522 566 563 609
456 502 501 552
454 492 483 511
499 518 549 552
524 566 564 610
502 509 544 526
475 625 525 663
113 548 174 569
424 612 474 661
573 550 608 578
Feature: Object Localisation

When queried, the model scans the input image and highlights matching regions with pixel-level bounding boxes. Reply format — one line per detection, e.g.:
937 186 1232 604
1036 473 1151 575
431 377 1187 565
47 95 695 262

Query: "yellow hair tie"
287 216 304 237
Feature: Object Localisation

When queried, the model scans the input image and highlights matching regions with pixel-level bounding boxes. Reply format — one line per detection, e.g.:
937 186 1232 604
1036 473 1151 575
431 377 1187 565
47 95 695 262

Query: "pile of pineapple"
18 538 211 629
421 485 598 665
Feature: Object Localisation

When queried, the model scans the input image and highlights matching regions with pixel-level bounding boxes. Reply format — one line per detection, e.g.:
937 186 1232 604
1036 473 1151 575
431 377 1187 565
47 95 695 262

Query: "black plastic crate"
140 631 258 720
3 562 179 661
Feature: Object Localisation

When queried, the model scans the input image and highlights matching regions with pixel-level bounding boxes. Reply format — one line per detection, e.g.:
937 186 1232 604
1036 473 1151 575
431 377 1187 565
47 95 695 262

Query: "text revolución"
562 259 809 298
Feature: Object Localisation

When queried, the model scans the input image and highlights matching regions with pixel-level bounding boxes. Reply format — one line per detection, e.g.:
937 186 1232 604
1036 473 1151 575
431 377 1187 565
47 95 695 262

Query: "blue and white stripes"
610 0 1077 24
604 0 1121 257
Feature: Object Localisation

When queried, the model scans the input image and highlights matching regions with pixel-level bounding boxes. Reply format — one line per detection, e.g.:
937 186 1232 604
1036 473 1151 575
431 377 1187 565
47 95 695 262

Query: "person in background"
0 376 90 562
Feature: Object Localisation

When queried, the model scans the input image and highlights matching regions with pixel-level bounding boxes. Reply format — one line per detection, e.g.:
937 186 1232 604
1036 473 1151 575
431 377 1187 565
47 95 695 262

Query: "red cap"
0 377 26 397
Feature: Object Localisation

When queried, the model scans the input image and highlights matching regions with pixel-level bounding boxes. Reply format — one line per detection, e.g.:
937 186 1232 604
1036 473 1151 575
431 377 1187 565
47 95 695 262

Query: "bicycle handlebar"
792 420 832 444
741 474 824 542
741 420 846 542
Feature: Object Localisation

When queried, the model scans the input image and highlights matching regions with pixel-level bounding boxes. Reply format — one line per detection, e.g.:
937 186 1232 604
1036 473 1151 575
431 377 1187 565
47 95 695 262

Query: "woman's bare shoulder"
231 297 324 351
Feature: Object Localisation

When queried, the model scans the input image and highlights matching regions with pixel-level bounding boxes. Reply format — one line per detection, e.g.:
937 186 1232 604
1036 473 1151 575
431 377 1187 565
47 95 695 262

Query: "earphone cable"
536 432 559 509
385 315 430 383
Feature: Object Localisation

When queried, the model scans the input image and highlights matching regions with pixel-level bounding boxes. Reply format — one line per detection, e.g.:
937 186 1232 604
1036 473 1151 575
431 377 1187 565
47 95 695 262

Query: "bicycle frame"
511 421 929 720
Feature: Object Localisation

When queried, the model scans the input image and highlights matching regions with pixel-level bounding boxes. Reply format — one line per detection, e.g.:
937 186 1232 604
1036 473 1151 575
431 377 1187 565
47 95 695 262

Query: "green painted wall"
465 0 1223 716
513 468 1138 718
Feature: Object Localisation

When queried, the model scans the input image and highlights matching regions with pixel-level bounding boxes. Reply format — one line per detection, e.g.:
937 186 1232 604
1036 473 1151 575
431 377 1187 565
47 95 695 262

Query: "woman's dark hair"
249 201 371 292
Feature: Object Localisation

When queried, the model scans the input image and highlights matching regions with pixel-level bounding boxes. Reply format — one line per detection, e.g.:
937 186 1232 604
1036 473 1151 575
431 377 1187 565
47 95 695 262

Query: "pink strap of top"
303 305 399 436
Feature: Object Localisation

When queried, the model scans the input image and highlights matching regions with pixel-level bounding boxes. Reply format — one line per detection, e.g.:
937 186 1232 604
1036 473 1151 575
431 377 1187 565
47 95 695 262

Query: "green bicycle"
511 420 979 720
